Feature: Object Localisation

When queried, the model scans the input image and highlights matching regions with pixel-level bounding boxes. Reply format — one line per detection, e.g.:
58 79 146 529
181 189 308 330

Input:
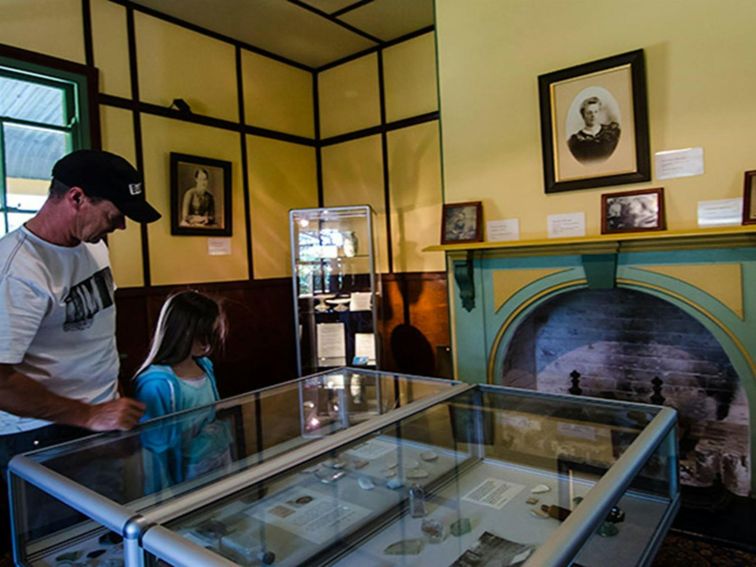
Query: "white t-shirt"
0 226 119 434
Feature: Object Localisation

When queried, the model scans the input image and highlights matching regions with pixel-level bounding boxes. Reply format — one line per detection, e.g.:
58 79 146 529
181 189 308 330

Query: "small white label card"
349 291 372 312
462 478 525 510
354 333 376 365
316 322 346 365
697 198 743 227
655 147 704 180
486 218 520 242
207 238 231 256
547 212 586 238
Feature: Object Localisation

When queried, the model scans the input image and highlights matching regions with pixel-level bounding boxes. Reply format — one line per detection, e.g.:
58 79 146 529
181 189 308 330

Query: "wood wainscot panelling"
379 272 451 378
115 278 298 399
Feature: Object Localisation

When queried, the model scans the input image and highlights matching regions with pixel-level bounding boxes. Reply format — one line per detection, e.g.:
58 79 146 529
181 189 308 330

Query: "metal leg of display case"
525 407 678 567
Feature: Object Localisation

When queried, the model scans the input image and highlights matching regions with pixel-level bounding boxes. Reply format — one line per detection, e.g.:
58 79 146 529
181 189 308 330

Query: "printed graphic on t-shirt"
63 267 114 331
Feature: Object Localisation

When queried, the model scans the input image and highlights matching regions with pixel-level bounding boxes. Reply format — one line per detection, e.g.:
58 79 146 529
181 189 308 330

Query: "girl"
134 291 231 491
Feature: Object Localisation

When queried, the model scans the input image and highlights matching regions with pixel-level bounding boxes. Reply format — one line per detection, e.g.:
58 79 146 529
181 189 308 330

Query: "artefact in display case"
290 206 380 376
9 369 679 567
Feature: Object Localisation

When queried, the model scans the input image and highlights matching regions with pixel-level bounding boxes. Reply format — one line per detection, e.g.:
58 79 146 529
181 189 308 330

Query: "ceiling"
129 0 435 69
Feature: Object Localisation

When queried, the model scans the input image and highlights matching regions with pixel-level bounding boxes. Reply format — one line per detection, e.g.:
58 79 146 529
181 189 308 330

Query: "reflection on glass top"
21 369 454 509
165 388 671 566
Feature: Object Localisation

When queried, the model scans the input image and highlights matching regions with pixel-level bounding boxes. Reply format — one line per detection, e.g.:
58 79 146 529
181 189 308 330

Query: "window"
0 51 95 236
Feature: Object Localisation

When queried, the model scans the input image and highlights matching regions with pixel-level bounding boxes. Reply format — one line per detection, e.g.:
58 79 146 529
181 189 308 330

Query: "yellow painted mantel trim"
634 264 744 320
426 225 756 256
493 268 570 312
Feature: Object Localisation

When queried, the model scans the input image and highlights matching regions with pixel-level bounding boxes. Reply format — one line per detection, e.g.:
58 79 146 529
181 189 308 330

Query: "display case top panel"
161 387 674 567
16 369 455 512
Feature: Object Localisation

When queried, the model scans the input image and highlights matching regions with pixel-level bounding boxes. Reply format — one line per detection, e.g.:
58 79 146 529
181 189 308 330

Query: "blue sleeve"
134 370 180 454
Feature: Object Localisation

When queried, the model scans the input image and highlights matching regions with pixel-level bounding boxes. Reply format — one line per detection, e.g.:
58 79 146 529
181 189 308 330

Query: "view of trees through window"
0 69 80 235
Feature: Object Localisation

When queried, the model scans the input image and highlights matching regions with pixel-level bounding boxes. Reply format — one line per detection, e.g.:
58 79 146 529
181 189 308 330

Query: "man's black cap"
52 150 161 223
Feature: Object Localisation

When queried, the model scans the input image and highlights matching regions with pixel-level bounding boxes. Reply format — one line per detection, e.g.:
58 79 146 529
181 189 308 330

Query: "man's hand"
84 397 145 432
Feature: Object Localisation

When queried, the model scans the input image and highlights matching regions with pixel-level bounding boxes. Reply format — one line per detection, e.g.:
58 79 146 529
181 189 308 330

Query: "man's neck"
25 203 79 247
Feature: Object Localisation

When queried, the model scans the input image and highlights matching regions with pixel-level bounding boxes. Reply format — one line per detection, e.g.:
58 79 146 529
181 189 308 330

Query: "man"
180 167 216 227
567 96 621 164
0 150 160 549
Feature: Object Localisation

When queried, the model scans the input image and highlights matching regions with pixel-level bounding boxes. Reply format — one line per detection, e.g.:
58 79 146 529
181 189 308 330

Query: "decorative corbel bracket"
454 251 476 311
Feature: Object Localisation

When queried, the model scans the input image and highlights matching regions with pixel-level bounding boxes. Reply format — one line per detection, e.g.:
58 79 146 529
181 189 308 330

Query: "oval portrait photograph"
565 86 621 164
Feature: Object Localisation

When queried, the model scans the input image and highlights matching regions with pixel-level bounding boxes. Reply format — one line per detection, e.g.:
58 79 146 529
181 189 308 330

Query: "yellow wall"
0 0 85 63
242 51 314 139
436 0 756 238
318 53 380 138
247 136 318 279
135 12 238 122
383 32 439 122
322 135 389 273
388 122 444 272
1 3 440 286
100 106 144 288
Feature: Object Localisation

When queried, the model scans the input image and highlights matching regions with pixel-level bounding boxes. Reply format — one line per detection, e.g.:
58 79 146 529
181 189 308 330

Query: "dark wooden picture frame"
441 201 483 244
743 170 756 225
538 49 651 194
601 187 665 234
170 153 232 236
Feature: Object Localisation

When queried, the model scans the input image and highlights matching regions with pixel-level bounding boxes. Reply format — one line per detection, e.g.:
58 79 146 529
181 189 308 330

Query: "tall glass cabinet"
289 206 380 376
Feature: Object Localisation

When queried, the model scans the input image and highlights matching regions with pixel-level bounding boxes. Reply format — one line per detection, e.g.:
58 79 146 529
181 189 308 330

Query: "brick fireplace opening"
498 288 750 496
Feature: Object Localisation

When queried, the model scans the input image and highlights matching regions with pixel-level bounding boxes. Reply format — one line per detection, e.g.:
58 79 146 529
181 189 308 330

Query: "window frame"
0 43 100 233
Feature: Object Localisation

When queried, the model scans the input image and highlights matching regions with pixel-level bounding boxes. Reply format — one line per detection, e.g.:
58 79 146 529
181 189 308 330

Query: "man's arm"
0 364 144 431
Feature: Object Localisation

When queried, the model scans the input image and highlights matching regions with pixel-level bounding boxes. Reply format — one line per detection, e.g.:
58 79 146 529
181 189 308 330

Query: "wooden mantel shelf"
424 225 756 257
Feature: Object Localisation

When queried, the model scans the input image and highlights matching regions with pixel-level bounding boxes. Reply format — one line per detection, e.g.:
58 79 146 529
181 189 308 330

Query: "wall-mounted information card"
486 219 520 242
655 147 704 180
547 212 586 238
697 198 743 227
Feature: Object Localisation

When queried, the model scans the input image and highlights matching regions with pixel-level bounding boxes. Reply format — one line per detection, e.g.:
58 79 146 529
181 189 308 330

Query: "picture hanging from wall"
538 49 651 194
170 152 232 236
601 187 665 234
743 170 756 225
441 201 483 244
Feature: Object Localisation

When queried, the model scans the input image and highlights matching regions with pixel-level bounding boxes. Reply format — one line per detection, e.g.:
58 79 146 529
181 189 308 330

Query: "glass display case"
289 206 380 376
9 370 679 567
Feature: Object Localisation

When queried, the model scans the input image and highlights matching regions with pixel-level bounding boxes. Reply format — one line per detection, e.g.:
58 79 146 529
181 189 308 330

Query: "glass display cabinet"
289 206 380 376
9 369 679 567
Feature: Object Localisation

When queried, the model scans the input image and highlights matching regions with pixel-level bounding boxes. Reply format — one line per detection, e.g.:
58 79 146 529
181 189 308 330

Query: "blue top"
134 357 231 493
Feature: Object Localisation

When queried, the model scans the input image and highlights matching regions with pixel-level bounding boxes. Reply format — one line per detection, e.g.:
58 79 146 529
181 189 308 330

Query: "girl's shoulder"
135 364 180 387
194 356 215 375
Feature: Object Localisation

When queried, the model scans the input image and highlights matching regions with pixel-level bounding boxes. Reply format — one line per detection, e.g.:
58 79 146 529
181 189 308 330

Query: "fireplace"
436 227 756 496
500 288 749 495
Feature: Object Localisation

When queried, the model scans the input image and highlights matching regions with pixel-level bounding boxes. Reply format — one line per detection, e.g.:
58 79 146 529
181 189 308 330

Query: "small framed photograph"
601 188 666 234
441 201 483 244
170 153 232 236
538 49 651 193
743 170 756 225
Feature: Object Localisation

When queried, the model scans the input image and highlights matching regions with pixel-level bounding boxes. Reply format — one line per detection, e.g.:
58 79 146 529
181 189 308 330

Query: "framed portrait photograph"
601 188 666 234
170 153 232 236
441 201 483 244
538 49 651 194
743 170 756 225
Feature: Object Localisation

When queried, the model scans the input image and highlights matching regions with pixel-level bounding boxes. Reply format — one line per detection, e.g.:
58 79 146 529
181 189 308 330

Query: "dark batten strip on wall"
81 0 95 68
236 46 255 281
377 50 394 274
319 111 439 147
125 5 152 287
331 0 375 18
288 0 381 44
97 94 317 147
313 72 324 207
108 0 312 72
316 26 435 73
